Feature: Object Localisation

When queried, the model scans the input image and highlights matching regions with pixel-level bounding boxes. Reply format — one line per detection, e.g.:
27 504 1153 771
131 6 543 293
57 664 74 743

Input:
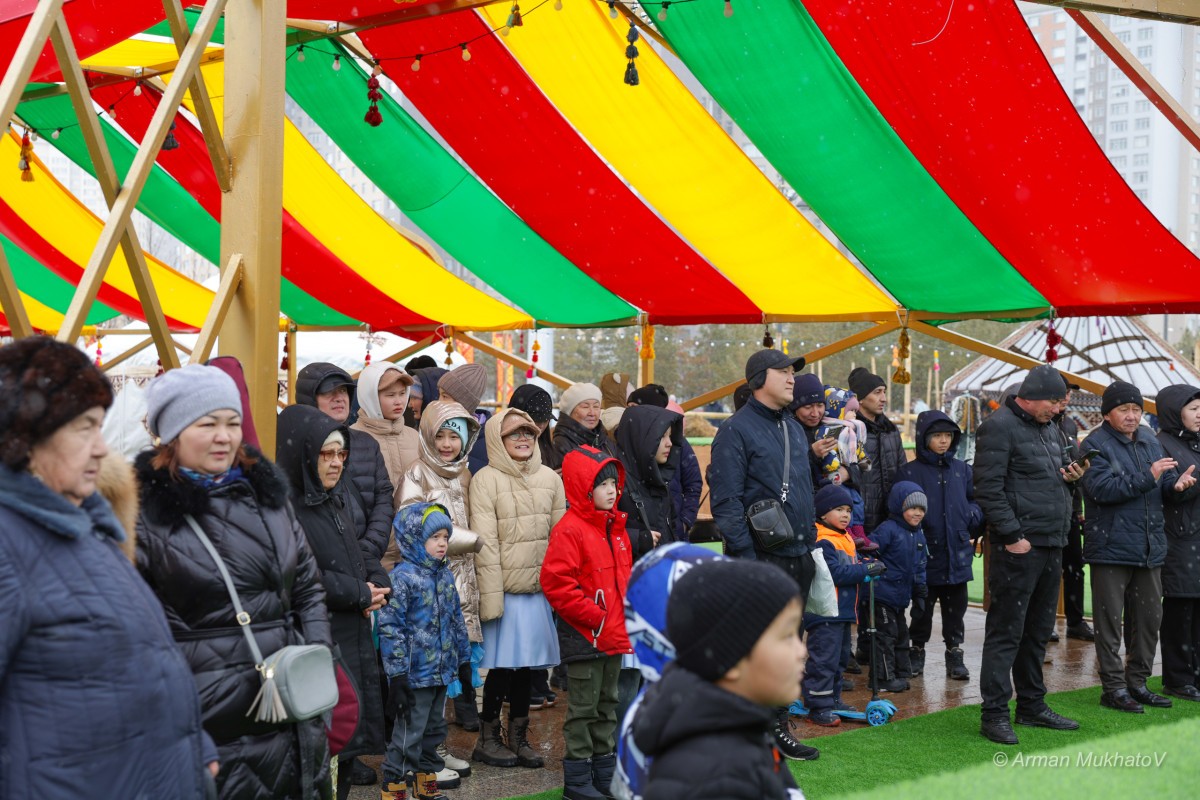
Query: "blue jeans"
382 685 447 782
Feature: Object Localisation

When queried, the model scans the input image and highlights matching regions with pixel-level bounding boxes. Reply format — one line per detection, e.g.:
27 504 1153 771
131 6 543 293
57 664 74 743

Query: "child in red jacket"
541 446 634 800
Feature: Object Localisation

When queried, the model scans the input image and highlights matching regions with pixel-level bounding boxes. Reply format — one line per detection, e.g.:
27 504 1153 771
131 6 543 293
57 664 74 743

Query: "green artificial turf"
966 556 1093 617
499 680 1197 800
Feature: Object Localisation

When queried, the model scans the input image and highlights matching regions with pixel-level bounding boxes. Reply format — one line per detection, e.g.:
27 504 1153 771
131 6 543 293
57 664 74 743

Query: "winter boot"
773 709 820 760
412 772 447 800
946 647 970 681
473 718 519 767
562 758 606 800
909 646 926 677
436 742 471 778
380 777 407 800
591 752 618 799
452 693 479 732
352 758 379 785
506 716 544 768
844 653 863 674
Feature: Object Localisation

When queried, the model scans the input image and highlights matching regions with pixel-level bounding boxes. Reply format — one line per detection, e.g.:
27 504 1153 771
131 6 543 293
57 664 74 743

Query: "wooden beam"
221 0 286 457
0 254 31 340
0 0 65 142
1033 1 1200 25
286 325 298 404
350 334 436 380
99 336 153 372
189 253 244 365
679 321 902 411
454 330 574 390
1070 9 1200 153
908 321 1158 414
55 0 227 346
163 0 231 192
49 15 180 369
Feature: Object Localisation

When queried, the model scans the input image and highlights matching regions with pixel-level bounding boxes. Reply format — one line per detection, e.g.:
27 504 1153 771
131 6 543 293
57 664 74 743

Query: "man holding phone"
1053 376 1095 642
1080 380 1198 714
973 365 1089 745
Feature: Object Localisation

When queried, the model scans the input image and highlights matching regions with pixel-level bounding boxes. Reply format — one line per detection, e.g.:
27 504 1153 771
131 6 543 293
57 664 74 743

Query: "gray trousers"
383 685 447 782
1091 564 1163 692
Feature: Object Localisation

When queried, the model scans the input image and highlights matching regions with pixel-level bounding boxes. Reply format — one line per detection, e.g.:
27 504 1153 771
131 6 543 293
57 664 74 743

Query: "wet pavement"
350 607 1125 799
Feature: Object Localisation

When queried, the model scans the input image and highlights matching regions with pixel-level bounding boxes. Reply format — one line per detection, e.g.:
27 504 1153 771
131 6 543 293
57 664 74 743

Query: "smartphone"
821 424 845 441
1068 449 1101 470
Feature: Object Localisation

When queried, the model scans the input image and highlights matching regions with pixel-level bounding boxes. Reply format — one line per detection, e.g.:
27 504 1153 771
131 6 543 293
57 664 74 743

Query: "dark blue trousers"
802 622 850 711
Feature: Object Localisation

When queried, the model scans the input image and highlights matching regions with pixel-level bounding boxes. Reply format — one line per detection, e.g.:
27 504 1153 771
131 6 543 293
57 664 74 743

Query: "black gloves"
866 561 888 578
913 584 929 599
387 675 416 722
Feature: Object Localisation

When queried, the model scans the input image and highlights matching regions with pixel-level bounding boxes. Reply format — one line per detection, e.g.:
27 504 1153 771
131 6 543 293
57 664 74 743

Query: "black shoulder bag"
744 418 796 551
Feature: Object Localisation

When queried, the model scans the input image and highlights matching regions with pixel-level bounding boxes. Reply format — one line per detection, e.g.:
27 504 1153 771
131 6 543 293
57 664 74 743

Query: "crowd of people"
3 336 1200 800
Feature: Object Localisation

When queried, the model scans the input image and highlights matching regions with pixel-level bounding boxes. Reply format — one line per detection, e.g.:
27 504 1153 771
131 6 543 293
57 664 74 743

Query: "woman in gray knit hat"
135 364 335 800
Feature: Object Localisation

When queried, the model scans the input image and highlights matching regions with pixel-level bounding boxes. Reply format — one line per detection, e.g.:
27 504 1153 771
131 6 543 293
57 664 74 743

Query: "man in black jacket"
974 365 1087 745
848 367 907 533
709 349 818 761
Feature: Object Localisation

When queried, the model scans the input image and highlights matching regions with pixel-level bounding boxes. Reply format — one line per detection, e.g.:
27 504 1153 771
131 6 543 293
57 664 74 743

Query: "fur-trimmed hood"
96 451 139 562
135 445 290 525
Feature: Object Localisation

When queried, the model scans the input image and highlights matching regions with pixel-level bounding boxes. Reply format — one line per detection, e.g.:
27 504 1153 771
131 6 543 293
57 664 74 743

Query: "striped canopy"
2 0 1197 336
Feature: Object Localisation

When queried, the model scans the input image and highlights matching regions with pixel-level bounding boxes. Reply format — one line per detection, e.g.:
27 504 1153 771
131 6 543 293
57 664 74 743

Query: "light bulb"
724 0 733 16
657 3 668 22
133 82 142 96
502 25 510 36
608 1 618 18
52 128 61 140
461 44 471 61
411 56 421 72
332 55 341 71
555 0 562 9
297 45 305 62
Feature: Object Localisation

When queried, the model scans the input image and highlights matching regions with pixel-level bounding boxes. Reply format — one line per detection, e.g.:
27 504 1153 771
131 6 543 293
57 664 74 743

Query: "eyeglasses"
504 430 536 441
319 449 349 463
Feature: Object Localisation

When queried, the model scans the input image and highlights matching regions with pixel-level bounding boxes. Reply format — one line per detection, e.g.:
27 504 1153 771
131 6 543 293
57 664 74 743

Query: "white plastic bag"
806 550 838 617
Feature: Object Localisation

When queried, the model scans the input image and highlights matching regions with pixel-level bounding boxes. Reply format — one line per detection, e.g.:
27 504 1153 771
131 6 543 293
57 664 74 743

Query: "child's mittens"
387 675 416 722
912 584 929 599
863 561 888 583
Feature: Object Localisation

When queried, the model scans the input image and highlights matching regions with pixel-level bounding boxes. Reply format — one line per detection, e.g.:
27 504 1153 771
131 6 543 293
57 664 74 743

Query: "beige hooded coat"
392 400 484 641
470 409 567 623
351 363 420 489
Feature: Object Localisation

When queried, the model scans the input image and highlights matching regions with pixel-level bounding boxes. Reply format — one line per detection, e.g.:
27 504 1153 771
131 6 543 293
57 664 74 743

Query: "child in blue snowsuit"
897 411 984 681
379 504 470 800
866 481 929 693
802 484 884 726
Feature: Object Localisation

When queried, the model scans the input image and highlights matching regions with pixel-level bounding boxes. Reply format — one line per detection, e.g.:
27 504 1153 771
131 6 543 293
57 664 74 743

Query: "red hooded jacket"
541 446 634 659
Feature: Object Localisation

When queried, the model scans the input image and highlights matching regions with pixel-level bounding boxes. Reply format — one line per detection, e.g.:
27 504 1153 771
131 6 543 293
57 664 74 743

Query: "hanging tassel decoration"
504 2 523 33
444 337 455 366
156 359 165 377
639 326 656 360
624 23 640 86
762 325 774 349
364 70 384 127
280 336 289 372
95 337 103 367
247 660 288 723
18 130 33 182
527 336 540 379
162 120 180 151
933 349 940 373
1045 319 1062 363
891 329 911 385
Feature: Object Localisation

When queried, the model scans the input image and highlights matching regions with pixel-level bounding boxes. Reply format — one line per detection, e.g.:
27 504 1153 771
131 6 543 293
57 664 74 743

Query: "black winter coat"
1081 421 1186 568
135 449 333 800
860 412 907 533
1156 384 1200 597
277 406 386 759
897 411 983 585
552 413 621 464
616 405 684 557
632 664 801 800
296 362 395 565
973 396 1073 548
669 438 703 542
709 398 817 560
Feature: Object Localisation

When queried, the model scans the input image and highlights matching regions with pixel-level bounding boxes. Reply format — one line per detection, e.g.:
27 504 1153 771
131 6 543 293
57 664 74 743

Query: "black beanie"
1101 380 1144 416
1017 365 1066 401
594 461 619 488
848 367 885 402
629 385 669 408
667 559 799 681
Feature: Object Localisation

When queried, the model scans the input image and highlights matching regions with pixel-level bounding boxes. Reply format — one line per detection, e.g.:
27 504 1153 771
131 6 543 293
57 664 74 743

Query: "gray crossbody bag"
185 514 338 724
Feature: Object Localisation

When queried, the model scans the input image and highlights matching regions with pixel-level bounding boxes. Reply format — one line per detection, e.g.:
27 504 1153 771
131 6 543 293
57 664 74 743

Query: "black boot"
946 646 969 681
773 709 819 760
909 646 925 677
562 758 606 800
453 694 479 732
591 753 617 799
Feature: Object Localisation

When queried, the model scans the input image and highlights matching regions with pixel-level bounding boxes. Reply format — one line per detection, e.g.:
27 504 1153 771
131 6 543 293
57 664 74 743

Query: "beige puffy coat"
470 410 567 623
351 363 420 489
393 400 484 642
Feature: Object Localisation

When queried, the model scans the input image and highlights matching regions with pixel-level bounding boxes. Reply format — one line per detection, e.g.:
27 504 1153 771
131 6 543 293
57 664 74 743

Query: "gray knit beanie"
146 364 243 445
901 490 928 513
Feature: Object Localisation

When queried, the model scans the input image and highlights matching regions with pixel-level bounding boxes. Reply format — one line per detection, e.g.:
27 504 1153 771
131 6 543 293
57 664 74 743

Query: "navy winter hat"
1101 380 1144 416
815 484 855 519
668 559 800 681
790 372 825 410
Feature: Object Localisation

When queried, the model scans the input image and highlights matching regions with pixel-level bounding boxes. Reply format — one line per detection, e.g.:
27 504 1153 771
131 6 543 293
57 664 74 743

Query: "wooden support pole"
1070 9 1200 154
0 257 31 340
55 0 227 345
100 336 154 372
220 0 287 456
680 321 902 411
286 325 298 405
350 334 436 380
163 0 232 192
454 330 574 390
49 16 180 368
908 321 1158 414
189 254 244 364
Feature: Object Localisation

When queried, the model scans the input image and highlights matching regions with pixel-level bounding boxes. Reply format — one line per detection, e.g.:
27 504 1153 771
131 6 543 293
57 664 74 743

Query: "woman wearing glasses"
277 404 389 799
135 365 333 800
469 409 567 769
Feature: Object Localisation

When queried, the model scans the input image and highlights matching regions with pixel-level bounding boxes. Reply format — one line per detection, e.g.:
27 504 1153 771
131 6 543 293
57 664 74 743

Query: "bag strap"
184 514 266 667
780 418 791 503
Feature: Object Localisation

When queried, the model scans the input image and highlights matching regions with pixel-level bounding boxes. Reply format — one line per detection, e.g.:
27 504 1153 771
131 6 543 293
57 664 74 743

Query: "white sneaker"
437 742 472 777
434 766 460 789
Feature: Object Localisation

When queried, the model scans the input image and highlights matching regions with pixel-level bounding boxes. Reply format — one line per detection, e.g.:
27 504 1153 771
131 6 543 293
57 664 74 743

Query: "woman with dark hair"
0 339 216 799
278 404 390 798
136 364 333 800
